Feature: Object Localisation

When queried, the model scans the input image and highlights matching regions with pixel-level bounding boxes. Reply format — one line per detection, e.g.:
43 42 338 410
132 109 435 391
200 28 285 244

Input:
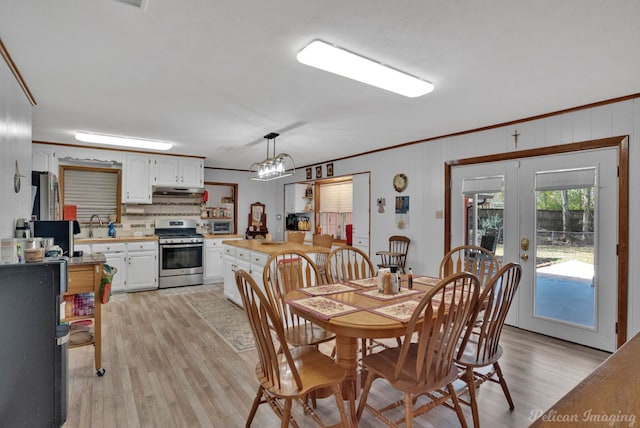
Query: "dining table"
285 274 441 427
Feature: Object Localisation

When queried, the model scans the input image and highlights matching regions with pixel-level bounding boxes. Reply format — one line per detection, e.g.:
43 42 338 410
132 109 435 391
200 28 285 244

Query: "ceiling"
2 1 640 170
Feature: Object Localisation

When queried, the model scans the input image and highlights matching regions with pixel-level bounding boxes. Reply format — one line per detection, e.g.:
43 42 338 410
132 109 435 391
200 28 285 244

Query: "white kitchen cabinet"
124 154 152 204
92 242 126 293
153 156 204 188
249 251 269 291
126 241 158 291
222 245 238 304
285 183 313 214
204 238 224 283
352 173 371 256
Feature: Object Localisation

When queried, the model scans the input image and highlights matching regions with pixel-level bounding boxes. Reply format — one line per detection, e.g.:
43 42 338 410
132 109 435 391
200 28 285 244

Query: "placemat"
371 300 422 323
346 277 378 288
287 296 361 320
358 287 423 301
301 283 358 296
413 276 440 286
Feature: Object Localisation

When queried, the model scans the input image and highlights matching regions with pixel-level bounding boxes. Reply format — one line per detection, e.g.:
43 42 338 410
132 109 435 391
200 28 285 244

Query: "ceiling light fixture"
249 133 295 181
296 39 434 98
75 131 172 151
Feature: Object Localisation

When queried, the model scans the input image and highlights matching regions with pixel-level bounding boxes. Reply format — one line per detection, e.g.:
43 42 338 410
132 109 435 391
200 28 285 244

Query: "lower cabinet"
75 240 158 292
204 238 224 283
127 242 158 291
222 244 268 306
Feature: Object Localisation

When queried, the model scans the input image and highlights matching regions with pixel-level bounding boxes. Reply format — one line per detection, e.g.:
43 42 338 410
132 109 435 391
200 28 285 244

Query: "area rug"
190 297 255 353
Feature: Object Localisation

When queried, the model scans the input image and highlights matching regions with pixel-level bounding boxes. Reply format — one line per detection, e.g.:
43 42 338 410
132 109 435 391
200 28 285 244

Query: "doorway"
445 137 629 351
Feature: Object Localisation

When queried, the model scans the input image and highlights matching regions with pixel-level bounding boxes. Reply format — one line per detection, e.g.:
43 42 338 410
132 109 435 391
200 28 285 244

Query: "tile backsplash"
75 195 207 238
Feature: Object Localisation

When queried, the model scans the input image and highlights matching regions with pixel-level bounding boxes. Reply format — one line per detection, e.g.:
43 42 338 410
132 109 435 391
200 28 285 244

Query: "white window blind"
63 169 119 223
319 182 353 213
535 167 596 191
462 176 504 195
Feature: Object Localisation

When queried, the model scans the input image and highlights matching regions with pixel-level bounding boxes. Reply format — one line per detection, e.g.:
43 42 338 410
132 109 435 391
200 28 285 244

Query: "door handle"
520 253 529 261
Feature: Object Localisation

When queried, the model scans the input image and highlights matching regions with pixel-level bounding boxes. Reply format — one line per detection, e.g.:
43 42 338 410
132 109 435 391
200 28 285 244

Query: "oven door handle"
160 243 203 249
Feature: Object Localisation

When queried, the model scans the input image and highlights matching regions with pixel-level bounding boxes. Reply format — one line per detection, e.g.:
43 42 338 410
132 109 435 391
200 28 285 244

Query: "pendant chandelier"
249 132 295 181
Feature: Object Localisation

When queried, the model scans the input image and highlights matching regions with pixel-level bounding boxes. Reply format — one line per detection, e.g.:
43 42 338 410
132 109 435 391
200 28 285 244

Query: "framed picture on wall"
326 163 334 177
306 167 312 180
316 166 322 179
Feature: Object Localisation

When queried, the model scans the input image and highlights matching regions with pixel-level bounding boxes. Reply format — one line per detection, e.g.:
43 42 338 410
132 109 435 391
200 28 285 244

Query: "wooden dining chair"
439 245 501 288
356 272 480 427
376 235 411 273
325 246 374 284
455 262 522 428
235 269 350 428
263 250 336 348
312 233 333 284
440 245 502 335
287 231 305 244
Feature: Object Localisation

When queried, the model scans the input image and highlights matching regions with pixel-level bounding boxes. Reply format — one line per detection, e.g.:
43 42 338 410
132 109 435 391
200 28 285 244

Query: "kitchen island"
221 239 331 306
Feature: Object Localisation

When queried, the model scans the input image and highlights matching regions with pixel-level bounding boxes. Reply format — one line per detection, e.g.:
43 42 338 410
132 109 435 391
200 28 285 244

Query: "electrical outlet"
123 223 131 230
435 210 443 219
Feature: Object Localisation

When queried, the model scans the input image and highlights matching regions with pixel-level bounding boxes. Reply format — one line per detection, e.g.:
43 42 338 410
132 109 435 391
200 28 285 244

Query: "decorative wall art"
306 167 312 180
395 196 409 229
316 166 322 179
326 163 334 177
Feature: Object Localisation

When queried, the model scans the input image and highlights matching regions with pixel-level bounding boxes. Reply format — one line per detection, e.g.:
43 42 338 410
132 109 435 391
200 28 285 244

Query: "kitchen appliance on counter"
286 214 310 231
0 260 69 426
210 219 233 235
155 219 204 288
15 218 31 238
32 171 61 221
33 220 77 257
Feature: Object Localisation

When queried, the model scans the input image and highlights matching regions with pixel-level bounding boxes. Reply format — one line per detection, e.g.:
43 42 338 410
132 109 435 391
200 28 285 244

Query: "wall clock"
393 173 408 192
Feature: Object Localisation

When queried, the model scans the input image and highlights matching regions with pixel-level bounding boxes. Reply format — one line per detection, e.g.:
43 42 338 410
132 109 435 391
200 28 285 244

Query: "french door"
450 147 619 351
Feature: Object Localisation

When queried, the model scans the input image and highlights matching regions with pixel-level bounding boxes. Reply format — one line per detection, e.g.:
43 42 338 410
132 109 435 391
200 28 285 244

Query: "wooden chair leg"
494 362 515 410
463 367 479 428
448 383 468 428
331 384 350 427
246 386 264 427
356 371 376 420
404 391 414 428
281 399 293 428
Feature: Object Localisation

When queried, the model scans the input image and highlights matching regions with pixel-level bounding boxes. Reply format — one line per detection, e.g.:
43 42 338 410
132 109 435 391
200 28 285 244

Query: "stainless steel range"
155 219 204 288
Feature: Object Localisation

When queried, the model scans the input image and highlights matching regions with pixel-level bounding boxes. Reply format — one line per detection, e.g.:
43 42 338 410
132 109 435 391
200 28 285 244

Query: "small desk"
286 276 439 426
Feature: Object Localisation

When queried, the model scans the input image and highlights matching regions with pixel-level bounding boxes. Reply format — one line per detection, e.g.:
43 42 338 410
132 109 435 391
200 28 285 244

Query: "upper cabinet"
284 183 313 214
124 154 152 204
153 156 203 188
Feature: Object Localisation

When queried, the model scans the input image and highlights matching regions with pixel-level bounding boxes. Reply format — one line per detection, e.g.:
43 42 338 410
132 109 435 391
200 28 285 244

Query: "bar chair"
312 234 333 284
235 269 350 428
287 231 305 244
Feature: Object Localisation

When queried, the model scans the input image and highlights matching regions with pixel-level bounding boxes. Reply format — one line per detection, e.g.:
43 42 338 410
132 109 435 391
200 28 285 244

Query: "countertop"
67 253 107 265
202 234 243 239
221 239 330 255
530 332 640 426
76 236 158 244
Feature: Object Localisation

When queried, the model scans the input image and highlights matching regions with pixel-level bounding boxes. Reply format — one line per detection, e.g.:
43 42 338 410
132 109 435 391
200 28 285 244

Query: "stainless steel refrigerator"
32 171 61 221
0 260 69 427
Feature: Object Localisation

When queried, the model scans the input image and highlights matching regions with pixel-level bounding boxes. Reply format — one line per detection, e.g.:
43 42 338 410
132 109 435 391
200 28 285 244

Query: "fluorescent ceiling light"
297 39 434 98
75 132 172 151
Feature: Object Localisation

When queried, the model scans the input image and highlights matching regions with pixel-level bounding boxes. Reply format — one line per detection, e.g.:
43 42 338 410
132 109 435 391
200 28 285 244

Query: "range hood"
153 186 205 196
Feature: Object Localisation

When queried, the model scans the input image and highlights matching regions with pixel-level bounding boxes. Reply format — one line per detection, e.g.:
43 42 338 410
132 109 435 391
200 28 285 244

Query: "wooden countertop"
76 236 158 244
530 332 639 426
221 239 330 255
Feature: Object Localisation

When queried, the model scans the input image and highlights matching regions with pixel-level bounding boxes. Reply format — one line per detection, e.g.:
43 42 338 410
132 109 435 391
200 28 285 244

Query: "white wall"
340 99 640 338
0 56 33 238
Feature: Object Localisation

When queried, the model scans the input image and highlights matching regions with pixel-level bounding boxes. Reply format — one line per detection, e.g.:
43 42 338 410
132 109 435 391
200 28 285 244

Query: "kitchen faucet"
89 215 103 238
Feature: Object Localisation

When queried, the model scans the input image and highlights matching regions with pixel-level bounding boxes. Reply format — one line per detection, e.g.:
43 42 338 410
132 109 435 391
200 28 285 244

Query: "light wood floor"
64 283 609 428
